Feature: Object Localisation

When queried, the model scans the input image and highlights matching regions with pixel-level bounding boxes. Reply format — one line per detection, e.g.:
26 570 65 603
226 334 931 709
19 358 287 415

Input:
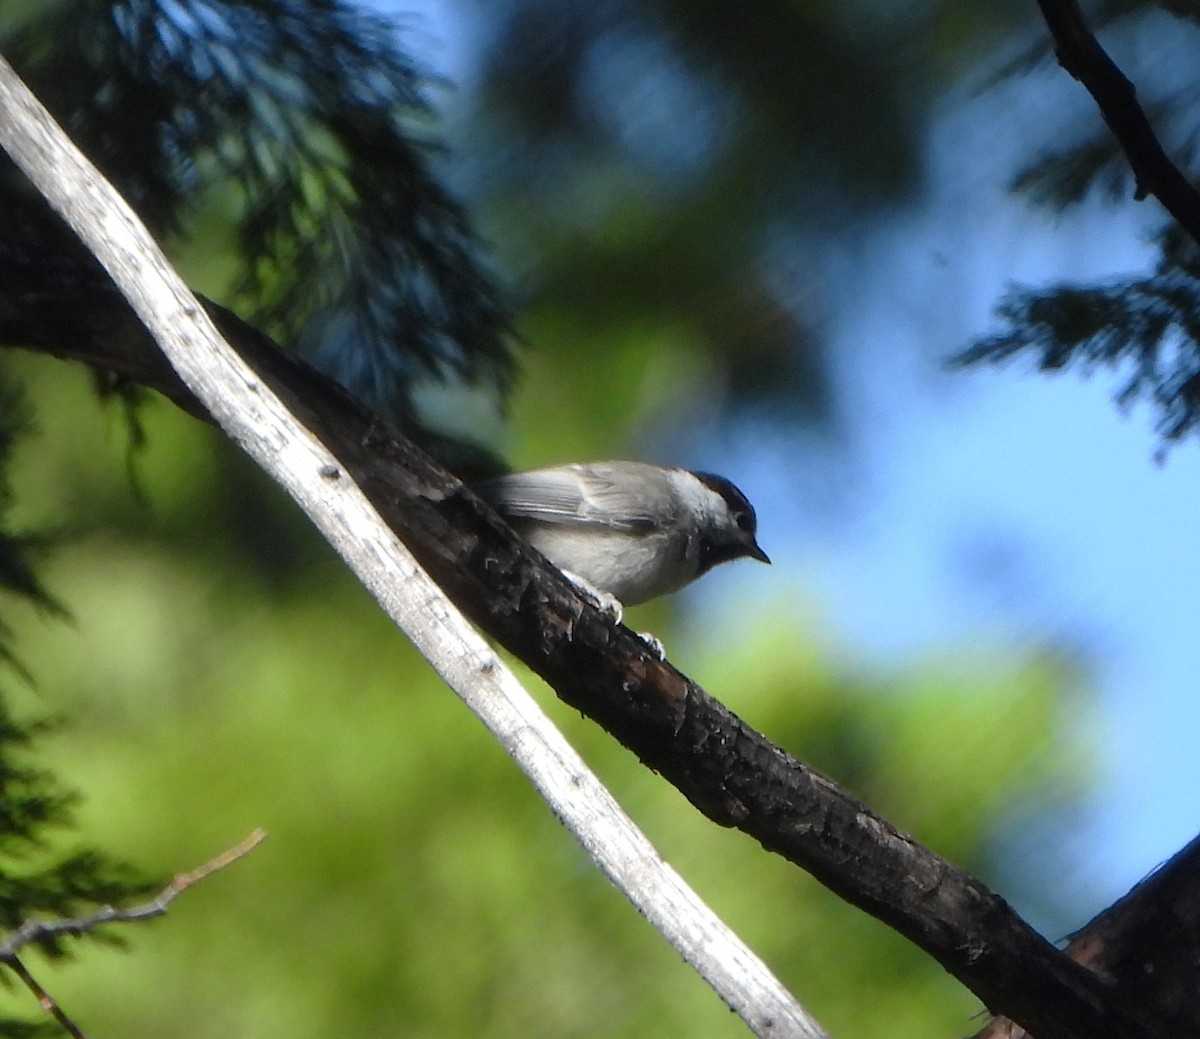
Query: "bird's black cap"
691 471 771 565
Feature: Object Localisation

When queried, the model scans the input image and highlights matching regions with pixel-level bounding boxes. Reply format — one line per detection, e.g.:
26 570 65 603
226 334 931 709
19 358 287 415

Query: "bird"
474 460 769 619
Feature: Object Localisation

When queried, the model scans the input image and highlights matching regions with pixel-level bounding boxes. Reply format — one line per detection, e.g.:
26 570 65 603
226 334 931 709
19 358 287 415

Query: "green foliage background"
0 350 1085 1037
0 0 1108 1035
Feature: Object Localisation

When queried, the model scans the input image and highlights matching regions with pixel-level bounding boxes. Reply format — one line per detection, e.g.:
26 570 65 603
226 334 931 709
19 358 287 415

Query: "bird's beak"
747 540 771 565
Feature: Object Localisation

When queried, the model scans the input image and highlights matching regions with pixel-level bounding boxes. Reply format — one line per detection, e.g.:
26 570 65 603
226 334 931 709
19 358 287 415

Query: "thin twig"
0 829 266 958
5 954 88 1039
0 830 265 1039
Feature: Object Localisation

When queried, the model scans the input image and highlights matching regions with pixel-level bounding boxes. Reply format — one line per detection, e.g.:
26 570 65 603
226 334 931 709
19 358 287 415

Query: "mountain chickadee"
475 461 769 618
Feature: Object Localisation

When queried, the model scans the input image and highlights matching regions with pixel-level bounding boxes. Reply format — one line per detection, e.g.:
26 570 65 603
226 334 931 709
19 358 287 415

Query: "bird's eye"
735 511 754 532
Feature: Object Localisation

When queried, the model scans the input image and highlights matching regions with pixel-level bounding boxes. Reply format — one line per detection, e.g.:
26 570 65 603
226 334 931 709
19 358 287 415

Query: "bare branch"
1034 0 1200 243
0 55 824 1039
0 830 267 1039
0 829 267 958
0 43 1179 1039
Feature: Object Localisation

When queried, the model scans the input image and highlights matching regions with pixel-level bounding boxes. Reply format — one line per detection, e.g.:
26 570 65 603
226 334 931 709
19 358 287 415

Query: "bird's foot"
635 631 666 660
562 570 624 624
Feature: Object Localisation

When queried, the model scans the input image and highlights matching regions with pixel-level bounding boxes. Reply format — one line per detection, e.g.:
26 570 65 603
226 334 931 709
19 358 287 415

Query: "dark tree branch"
1034 0 1200 244
975 831 1200 1038
0 244 1171 1039
1065 831 1200 1030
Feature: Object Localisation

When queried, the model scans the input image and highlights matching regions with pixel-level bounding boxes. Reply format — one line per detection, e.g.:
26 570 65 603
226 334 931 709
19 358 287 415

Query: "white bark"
0 53 828 1039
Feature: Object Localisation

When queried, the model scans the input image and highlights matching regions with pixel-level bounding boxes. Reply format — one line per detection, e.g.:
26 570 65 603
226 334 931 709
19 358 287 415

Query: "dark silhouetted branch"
1035 0 1200 244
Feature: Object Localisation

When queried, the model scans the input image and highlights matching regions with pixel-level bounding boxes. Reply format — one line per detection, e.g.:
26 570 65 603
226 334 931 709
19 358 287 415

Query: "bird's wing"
475 463 664 532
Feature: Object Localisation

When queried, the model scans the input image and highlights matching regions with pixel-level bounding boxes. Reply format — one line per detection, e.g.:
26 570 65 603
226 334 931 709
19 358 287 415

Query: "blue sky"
734 75 1200 906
